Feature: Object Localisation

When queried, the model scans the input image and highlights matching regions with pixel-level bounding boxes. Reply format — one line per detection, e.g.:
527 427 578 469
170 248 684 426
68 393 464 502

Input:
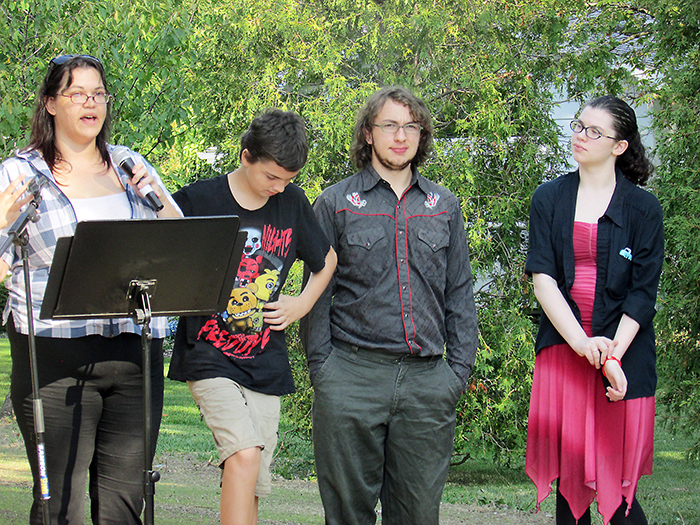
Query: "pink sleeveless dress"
525 222 655 524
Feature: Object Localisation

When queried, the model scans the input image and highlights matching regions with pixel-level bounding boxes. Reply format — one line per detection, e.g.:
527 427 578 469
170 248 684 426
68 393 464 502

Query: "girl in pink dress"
525 96 663 524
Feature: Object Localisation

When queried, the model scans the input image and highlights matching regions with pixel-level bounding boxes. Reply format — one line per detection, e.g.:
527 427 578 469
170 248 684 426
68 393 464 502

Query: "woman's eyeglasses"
58 92 112 105
570 120 618 141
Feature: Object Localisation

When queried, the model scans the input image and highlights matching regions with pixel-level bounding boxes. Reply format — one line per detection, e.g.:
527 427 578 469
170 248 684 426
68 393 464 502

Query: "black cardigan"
525 169 664 399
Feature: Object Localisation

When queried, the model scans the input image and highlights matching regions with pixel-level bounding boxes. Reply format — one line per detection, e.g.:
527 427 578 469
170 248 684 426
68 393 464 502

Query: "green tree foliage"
1 0 696 466
181 0 654 465
647 0 700 459
0 0 194 175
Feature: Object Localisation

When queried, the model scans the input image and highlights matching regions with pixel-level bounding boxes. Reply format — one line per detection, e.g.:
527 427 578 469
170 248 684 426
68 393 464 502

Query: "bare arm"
603 314 640 401
532 272 616 368
263 247 337 331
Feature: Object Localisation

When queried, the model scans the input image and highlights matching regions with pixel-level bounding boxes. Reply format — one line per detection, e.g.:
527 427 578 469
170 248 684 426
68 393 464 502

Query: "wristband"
602 356 622 379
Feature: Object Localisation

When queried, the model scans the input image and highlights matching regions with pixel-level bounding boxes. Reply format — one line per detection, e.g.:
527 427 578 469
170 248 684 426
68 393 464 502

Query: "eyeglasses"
570 119 618 140
373 122 422 136
46 54 102 78
59 92 112 105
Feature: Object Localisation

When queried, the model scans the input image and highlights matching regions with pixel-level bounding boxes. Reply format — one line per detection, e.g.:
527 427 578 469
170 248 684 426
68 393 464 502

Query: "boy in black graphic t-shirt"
169 110 336 525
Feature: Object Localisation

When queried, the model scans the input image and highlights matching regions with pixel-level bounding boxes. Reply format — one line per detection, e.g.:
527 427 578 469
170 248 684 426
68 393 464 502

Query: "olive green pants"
312 341 463 525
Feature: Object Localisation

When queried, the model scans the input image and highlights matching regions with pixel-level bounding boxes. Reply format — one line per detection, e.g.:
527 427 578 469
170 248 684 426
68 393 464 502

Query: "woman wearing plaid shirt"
0 54 181 524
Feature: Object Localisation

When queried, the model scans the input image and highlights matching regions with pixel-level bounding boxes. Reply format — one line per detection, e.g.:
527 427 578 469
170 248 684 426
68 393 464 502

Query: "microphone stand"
0 181 50 525
127 279 160 525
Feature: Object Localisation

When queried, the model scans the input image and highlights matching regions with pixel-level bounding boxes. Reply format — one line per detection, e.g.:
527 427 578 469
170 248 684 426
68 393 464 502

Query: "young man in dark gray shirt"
301 86 478 525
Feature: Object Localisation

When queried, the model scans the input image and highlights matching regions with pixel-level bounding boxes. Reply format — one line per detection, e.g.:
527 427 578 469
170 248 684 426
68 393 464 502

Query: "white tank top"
71 191 132 222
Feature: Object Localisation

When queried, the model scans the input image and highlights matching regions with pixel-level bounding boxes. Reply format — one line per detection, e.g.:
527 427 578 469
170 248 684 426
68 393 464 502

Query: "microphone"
112 146 164 211
27 176 47 210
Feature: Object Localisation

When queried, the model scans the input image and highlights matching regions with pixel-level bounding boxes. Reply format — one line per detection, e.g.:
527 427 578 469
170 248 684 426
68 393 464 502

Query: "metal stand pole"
0 178 51 525
129 280 160 525
20 234 51 525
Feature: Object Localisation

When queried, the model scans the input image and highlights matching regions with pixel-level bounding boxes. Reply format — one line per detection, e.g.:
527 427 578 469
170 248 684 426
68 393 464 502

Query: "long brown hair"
25 55 111 172
350 86 434 169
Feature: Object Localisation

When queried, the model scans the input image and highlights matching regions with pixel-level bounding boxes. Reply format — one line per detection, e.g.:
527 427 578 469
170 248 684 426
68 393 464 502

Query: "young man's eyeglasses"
570 120 618 141
373 122 422 136
59 92 112 105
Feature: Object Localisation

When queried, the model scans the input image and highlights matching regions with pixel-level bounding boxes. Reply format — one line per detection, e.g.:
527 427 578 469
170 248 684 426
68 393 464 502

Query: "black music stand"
40 216 245 525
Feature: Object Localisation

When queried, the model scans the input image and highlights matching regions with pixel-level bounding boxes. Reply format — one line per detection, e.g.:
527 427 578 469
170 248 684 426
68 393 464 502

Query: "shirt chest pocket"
415 228 450 276
417 228 450 252
340 227 390 285
605 246 633 299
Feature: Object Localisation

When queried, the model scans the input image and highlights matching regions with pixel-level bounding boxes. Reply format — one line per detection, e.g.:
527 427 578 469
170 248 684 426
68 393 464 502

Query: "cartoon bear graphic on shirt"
198 225 290 359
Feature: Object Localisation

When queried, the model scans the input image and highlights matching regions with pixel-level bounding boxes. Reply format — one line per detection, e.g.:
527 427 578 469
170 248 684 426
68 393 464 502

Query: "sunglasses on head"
46 54 102 78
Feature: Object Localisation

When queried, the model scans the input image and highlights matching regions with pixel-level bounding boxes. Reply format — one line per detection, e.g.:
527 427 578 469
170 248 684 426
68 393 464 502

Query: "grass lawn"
1 338 698 524
443 431 699 524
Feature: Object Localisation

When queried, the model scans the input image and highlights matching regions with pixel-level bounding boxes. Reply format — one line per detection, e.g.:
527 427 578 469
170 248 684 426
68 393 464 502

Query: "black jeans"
9 318 163 525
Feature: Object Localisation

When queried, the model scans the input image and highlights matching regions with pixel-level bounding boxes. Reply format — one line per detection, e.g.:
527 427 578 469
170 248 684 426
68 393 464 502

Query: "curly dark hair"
25 55 111 173
585 95 654 186
239 109 308 172
350 86 433 170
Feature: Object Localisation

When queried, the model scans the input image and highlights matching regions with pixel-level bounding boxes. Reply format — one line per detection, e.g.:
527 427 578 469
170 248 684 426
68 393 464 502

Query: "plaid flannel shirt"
0 146 174 338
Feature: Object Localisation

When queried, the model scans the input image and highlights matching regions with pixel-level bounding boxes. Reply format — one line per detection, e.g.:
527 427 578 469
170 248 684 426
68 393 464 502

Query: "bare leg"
220 447 261 525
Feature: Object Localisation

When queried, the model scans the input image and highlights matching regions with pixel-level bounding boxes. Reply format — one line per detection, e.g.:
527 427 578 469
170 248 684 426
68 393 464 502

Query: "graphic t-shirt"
168 174 330 395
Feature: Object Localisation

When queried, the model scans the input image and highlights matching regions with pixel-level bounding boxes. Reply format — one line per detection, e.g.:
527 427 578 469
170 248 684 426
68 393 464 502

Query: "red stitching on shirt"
396 198 422 355
405 211 450 219
334 207 396 219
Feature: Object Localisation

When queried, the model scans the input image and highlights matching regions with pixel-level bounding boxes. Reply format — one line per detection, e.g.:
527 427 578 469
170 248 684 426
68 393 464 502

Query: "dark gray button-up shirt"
300 166 478 389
